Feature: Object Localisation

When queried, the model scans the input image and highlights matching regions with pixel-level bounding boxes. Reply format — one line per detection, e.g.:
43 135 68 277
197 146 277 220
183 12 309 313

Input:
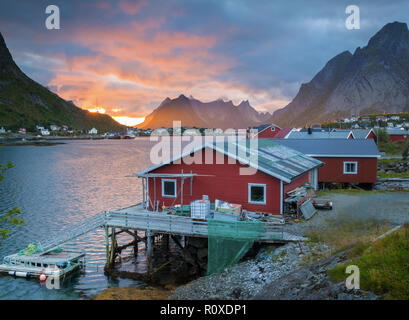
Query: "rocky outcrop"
273 22 409 127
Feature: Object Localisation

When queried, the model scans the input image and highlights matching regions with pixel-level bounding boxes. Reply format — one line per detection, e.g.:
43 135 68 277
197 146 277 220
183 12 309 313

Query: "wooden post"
133 230 139 256
105 225 109 262
147 230 153 274
108 227 116 267
142 177 146 209
181 169 184 212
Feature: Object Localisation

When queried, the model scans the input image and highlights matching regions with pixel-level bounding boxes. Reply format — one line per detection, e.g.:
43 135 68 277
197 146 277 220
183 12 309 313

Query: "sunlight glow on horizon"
113 116 145 127
87 108 106 114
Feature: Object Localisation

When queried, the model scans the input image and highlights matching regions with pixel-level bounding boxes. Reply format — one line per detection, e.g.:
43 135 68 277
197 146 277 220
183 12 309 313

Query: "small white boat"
0 248 85 279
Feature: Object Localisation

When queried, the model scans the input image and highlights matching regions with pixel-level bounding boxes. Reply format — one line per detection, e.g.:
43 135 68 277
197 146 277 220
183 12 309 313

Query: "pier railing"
104 210 284 241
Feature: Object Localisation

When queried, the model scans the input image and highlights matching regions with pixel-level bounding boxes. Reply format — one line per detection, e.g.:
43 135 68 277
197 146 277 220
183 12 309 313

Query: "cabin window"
248 184 266 204
162 179 177 198
343 161 358 174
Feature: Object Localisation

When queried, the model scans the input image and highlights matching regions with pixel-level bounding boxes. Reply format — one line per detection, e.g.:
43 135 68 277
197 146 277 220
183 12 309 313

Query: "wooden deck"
105 204 305 243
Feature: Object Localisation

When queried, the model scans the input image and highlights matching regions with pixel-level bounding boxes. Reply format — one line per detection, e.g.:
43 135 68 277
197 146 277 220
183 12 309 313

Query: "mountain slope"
0 32 125 132
138 94 274 129
272 22 409 127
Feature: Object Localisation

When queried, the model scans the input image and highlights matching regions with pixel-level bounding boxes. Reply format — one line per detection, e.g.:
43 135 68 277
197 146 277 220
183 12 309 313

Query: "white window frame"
343 161 358 175
162 179 177 198
248 183 266 205
271 126 276 131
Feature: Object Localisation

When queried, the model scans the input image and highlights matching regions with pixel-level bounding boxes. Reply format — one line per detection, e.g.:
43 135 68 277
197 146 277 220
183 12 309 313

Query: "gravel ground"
285 191 409 236
170 242 330 300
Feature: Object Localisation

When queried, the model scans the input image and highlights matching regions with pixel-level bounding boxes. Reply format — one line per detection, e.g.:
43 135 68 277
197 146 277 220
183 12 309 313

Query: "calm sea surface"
0 138 163 299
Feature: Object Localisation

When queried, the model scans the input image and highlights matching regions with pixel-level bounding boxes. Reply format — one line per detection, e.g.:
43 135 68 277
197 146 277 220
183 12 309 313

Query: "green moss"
378 172 409 178
328 225 409 299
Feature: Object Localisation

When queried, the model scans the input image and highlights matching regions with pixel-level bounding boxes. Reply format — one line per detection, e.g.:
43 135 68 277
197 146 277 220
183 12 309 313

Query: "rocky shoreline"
170 241 376 300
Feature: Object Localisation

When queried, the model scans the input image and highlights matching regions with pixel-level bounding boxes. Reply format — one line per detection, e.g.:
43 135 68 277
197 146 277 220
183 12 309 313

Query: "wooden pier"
3 203 306 280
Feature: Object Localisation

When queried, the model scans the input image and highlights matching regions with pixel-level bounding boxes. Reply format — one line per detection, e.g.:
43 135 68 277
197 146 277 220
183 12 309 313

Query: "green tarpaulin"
207 219 264 275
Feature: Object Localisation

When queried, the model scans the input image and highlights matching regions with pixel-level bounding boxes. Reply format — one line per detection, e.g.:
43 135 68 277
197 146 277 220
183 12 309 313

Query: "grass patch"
378 172 409 178
315 189 385 197
328 225 409 299
305 211 390 257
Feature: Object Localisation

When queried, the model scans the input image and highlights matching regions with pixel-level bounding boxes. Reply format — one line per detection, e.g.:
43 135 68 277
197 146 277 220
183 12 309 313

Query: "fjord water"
0 139 159 299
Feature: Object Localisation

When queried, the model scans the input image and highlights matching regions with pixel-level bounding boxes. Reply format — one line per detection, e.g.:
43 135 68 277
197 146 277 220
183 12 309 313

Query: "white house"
390 116 400 121
41 129 50 136
50 125 60 131
36 125 45 131
0 127 6 134
387 122 394 128
88 128 98 134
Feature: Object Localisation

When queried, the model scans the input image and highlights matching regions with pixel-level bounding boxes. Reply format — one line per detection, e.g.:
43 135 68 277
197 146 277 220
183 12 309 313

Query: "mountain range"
272 21 409 127
139 21 409 129
137 94 274 129
0 32 124 132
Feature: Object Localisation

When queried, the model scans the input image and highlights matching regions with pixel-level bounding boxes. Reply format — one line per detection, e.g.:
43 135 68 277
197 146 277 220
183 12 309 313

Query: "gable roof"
270 139 381 158
138 139 323 183
334 128 375 139
248 123 282 136
274 127 293 138
386 128 409 135
286 130 354 139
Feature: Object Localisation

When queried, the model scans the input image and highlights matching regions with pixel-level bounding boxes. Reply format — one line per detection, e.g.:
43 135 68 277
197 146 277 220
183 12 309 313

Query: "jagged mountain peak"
272 21 409 127
138 95 274 129
367 21 409 50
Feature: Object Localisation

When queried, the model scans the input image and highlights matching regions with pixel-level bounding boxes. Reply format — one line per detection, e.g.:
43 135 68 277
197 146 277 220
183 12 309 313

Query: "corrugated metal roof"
286 130 353 139
269 139 381 158
139 139 323 183
213 139 323 182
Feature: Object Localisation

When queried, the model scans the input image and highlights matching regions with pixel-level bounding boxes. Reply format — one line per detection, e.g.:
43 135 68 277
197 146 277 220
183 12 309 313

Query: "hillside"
0 32 125 132
138 94 274 129
273 22 409 127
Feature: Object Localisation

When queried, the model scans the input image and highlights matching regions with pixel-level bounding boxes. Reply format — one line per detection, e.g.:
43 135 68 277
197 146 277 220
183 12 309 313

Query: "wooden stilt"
133 230 139 256
105 225 109 262
146 230 153 274
108 227 116 267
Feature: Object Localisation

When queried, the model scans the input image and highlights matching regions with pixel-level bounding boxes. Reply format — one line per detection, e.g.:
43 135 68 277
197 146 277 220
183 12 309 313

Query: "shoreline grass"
327 224 409 300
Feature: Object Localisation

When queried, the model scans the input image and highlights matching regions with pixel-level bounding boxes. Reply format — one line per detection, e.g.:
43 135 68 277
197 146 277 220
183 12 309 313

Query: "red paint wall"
147 148 283 214
315 157 378 183
283 172 311 196
389 134 408 142
258 126 280 139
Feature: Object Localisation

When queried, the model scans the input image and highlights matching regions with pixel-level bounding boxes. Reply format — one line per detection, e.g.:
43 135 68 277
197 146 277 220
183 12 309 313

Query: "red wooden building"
386 128 409 142
137 140 322 215
272 139 380 185
247 124 292 139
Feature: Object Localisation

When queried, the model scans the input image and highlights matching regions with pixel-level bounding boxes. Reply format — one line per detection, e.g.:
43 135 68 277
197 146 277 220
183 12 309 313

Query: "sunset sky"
1 0 408 126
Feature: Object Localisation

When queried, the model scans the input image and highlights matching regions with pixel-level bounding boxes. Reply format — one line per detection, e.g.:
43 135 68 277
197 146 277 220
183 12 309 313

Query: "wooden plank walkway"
105 204 304 243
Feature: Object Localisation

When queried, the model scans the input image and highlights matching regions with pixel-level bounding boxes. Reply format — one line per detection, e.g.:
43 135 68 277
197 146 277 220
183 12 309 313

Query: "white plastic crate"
190 199 210 219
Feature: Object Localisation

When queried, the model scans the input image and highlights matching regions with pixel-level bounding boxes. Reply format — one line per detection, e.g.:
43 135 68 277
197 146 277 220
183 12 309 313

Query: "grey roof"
214 139 323 182
386 128 409 135
333 129 374 139
351 129 373 139
270 139 380 158
286 130 353 139
140 139 323 183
